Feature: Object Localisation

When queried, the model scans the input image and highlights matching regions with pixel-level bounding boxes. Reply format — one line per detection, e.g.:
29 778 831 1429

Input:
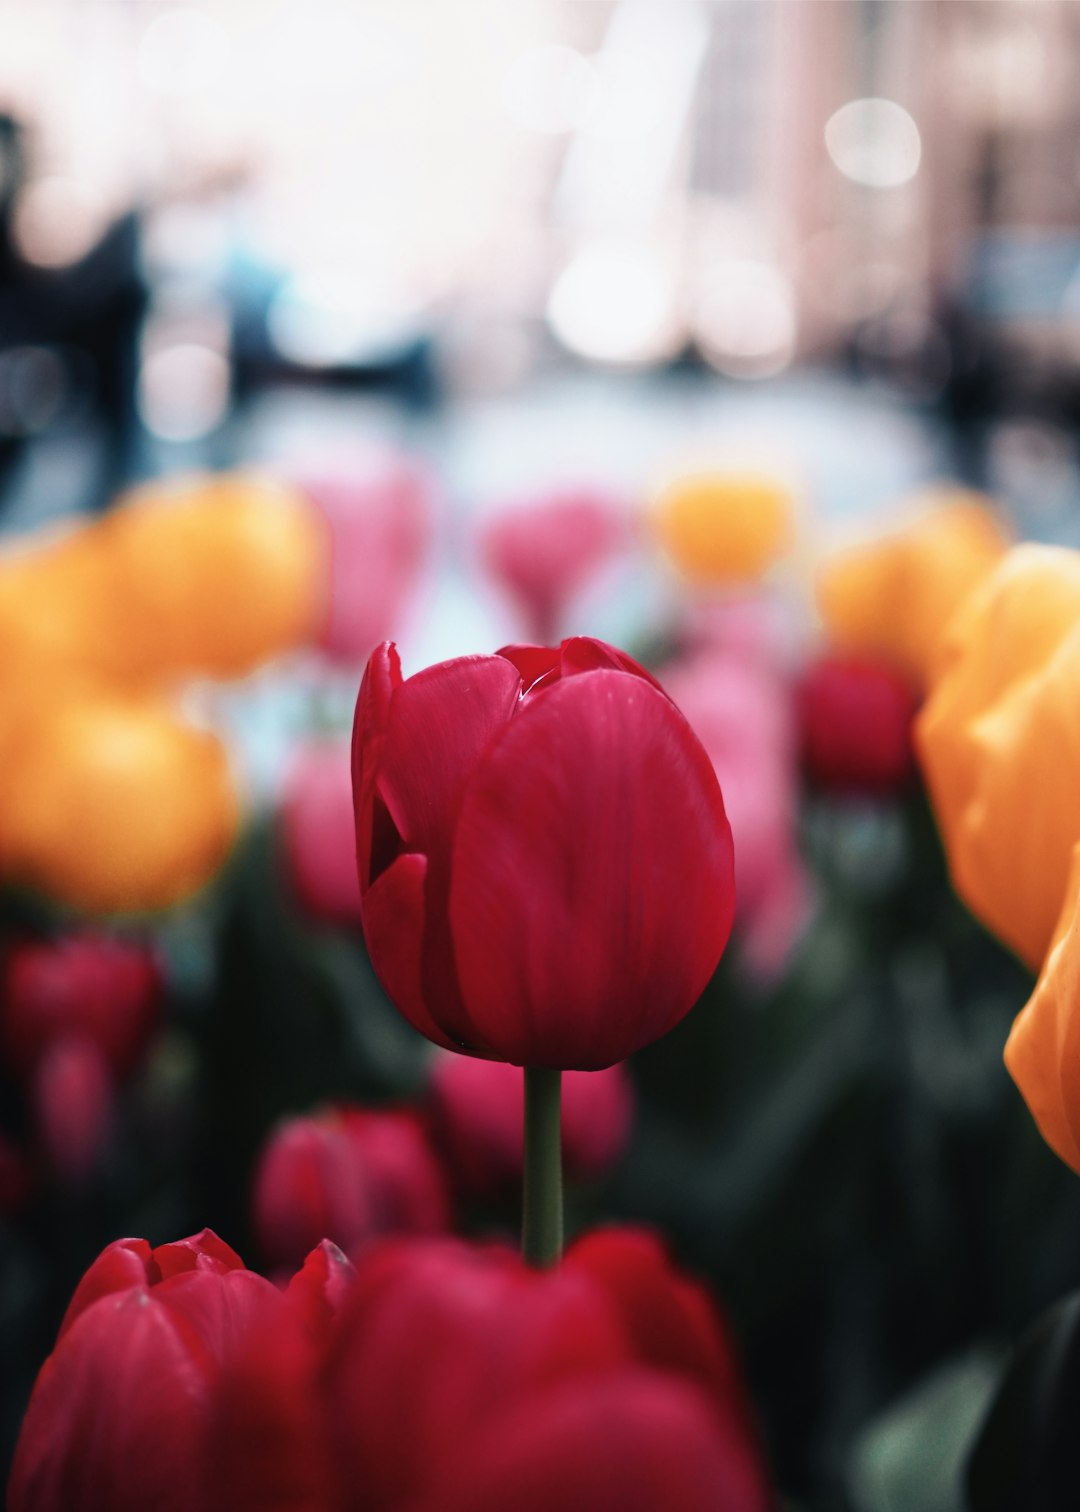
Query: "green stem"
522 1066 563 1267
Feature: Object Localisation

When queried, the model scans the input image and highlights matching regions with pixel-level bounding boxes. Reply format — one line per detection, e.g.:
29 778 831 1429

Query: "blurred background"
3 2 1080 1510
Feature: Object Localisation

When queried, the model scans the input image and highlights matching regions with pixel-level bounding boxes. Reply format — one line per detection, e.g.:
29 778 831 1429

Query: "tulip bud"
251 1106 449 1270
477 488 629 644
352 637 735 1069
428 1053 633 1196
798 654 915 797
279 742 361 927
33 1037 113 1185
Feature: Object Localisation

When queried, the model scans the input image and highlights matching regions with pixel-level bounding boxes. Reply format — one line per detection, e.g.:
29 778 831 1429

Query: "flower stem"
522 1066 562 1267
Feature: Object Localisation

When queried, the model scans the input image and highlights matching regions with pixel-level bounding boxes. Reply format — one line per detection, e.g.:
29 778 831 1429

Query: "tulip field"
2 458 1079 1512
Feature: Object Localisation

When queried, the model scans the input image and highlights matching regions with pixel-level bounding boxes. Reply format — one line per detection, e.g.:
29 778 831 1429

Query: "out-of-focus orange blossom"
916 546 1080 971
0 471 336 913
651 471 794 583
1005 841 1080 1173
816 490 1008 691
0 694 238 915
105 474 327 682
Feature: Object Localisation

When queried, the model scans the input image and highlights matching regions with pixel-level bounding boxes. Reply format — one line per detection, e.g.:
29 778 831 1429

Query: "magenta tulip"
251 1106 449 1269
352 637 736 1069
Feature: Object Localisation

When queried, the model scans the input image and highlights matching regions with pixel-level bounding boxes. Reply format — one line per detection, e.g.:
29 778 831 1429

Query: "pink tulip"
662 651 810 978
279 742 361 927
477 489 630 643
294 451 433 662
428 1054 634 1196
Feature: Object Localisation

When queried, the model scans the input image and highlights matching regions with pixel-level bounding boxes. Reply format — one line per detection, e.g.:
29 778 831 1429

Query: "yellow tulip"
1005 841 1080 1172
0 693 239 913
651 471 793 583
817 491 1008 691
916 546 1080 969
104 473 328 681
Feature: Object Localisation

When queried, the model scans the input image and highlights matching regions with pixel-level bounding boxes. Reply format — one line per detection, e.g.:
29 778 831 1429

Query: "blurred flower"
32 1037 113 1186
817 489 1008 692
295 452 434 662
353 637 735 1068
9 1230 281 1512
798 654 915 797
477 487 630 643
651 470 793 584
251 1106 449 1270
279 741 360 927
1 934 161 1078
0 693 238 913
428 1054 633 1196
916 545 1080 969
105 473 325 682
14 1225 769 1512
1004 842 1080 1172
662 650 809 979
323 1227 771 1512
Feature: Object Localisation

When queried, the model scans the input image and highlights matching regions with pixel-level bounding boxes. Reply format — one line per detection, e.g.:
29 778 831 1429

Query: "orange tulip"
651 471 793 583
916 546 1080 969
0 693 239 913
816 490 1008 691
104 473 327 681
1005 841 1080 1172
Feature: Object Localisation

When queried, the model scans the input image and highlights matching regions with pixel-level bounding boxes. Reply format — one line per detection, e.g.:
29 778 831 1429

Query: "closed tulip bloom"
279 743 361 927
353 637 735 1069
9 1232 281 1512
1 934 160 1078
325 1228 770 1512
428 1054 633 1195
817 491 1008 692
478 488 630 644
1005 843 1080 1172
651 470 793 584
251 1107 449 1270
0 693 238 913
798 655 915 797
916 545 1080 968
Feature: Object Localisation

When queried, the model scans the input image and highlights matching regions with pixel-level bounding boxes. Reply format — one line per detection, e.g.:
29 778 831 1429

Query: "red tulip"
429 1053 633 1195
279 743 361 927
477 488 630 644
9 1233 281 1512
296 451 433 662
799 654 915 796
421 1373 759 1512
352 637 735 1069
323 1227 770 1512
251 1106 449 1269
1 933 161 1078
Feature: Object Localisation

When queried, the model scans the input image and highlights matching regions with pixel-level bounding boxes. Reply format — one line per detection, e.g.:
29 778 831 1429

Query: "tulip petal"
558 636 666 693
57 1239 156 1341
449 671 735 1068
496 644 562 691
1005 842 1080 1172
375 655 521 858
362 852 459 1052
352 642 403 890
